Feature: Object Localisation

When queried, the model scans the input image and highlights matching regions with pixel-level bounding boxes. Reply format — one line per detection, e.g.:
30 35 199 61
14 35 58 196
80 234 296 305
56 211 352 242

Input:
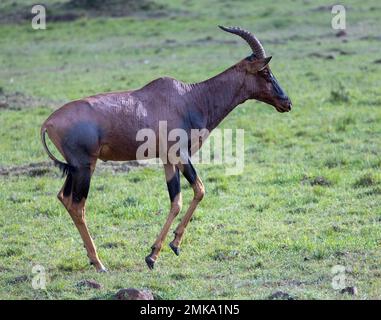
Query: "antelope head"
219 26 292 113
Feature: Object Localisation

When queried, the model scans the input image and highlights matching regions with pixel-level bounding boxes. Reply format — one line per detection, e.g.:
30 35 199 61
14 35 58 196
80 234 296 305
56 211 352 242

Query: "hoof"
145 256 155 270
90 261 108 273
169 242 180 256
97 266 108 273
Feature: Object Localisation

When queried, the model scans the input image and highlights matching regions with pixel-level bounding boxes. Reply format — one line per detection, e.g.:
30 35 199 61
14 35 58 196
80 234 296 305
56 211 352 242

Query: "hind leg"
57 172 73 209
58 161 106 272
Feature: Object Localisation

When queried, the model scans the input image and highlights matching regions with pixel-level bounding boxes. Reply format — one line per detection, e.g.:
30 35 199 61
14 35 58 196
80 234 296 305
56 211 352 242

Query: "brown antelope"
40 26 292 272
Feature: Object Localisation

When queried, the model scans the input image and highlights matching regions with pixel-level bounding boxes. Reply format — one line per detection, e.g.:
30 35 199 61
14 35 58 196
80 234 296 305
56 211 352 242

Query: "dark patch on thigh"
71 167 91 203
62 121 102 167
167 167 180 202
182 160 197 185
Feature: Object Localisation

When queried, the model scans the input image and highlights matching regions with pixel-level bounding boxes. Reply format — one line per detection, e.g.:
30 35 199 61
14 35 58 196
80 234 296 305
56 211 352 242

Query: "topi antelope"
40 26 292 272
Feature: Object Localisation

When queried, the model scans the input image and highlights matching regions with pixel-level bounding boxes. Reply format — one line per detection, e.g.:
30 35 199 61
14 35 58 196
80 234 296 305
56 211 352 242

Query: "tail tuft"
41 126 75 177
53 160 76 177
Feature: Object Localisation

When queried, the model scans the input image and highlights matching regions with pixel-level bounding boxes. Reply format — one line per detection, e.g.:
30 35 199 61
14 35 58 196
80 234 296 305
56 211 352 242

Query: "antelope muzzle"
270 73 292 113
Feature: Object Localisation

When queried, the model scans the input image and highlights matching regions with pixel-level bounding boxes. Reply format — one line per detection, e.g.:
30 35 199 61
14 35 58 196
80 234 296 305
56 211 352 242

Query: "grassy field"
0 0 380 299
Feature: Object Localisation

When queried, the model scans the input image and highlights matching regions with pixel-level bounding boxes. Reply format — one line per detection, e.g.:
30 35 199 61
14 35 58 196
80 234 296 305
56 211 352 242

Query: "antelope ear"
249 56 272 72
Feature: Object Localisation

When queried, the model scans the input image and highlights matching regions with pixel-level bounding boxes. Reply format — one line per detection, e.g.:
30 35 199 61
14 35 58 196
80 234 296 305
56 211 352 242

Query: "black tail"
54 160 75 177
40 126 75 177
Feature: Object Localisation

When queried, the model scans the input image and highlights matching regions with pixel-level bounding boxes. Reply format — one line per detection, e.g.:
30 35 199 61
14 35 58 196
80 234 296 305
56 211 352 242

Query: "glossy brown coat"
40 26 292 272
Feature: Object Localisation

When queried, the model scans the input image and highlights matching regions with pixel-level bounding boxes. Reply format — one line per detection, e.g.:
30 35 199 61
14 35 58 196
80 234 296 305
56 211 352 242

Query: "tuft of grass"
324 157 347 168
0 247 23 258
122 196 139 207
353 173 378 188
211 249 240 261
335 116 356 132
329 83 350 103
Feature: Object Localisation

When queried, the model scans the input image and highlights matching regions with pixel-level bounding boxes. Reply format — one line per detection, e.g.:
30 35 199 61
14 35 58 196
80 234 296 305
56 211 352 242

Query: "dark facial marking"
167 167 180 202
269 72 287 99
182 159 197 185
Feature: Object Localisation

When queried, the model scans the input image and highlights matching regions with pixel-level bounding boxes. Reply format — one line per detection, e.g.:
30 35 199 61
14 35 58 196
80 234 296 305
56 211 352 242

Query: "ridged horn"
218 25 266 59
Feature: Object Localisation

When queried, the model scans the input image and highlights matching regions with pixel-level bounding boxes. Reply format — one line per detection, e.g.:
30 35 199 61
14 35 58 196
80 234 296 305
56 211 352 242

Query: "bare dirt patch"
0 162 54 177
0 0 168 24
191 36 238 46
360 35 381 41
99 160 145 173
307 48 354 60
0 160 146 177
268 290 296 300
311 5 333 12
309 52 335 60
0 90 60 110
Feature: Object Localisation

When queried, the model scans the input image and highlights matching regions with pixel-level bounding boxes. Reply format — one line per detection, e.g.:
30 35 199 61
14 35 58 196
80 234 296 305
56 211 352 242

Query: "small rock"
8 275 29 284
268 291 295 300
340 286 358 295
0 101 8 109
77 279 102 290
115 288 154 300
301 175 331 186
336 30 347 37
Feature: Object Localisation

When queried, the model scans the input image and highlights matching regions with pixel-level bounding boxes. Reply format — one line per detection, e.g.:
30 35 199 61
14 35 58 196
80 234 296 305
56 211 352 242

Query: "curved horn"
218 25 266 59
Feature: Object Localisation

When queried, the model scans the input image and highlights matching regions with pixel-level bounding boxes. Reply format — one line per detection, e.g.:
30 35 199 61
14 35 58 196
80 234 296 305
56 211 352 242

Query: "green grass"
0 0 381 299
